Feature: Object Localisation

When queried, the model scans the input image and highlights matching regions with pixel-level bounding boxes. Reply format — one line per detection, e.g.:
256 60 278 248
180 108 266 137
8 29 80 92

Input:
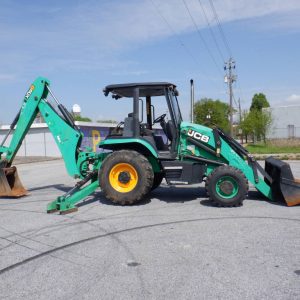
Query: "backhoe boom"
0 77 104 212
0 77 82 177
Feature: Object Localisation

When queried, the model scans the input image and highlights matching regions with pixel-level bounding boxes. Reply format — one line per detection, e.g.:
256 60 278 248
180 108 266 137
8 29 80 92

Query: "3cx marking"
187 129 210 143
24 85 35 100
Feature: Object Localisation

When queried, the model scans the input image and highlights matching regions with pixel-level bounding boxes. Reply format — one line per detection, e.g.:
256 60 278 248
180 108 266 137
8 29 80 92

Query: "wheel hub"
118 171 131 184
109 163 138 193
219 181 234 196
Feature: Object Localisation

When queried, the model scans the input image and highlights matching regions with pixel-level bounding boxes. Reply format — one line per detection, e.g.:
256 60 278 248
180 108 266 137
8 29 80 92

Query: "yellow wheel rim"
109 163 138 193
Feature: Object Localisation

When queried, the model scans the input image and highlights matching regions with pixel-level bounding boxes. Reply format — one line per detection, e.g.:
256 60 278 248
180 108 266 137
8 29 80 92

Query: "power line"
236 81 245 104
182 0 223 77
149 0 210 77
208 0 233 58
207 1 247 111
197 0 225 63
149 0 228 101
232 93 238 108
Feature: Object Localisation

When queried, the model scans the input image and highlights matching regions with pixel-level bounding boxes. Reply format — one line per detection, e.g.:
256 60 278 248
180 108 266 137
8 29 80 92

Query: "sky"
0 0 300 124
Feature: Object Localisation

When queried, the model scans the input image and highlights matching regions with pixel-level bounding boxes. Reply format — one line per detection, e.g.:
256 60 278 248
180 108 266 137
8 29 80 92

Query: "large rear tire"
205 165 248 207
99 150 154 205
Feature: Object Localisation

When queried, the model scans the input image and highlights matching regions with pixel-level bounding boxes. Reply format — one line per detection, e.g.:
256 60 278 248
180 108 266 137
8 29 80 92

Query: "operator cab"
103 82 182 157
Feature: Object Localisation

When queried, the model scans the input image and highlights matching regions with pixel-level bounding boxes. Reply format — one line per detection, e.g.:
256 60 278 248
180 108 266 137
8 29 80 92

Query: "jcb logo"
187 129 210 143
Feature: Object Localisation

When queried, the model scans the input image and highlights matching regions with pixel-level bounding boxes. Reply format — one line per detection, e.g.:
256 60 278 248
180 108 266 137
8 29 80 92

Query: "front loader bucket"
265 157 300 207
0 165 28 197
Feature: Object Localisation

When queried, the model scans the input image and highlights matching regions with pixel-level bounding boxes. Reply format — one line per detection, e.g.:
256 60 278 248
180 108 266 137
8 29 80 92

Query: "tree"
250 93 270 111
96 119 117 124
253 109 272 143
194 98 231 132
240 93 272 143
249 93 272 142
240 109 272 143
239 110 254 143
73 115 92 122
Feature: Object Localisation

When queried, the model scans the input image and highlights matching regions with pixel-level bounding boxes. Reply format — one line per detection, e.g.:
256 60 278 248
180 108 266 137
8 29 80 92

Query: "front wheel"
99 150 154 205
205 165 248 207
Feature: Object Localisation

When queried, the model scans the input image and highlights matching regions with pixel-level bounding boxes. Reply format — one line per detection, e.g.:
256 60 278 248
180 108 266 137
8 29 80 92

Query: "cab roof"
103 82 177 99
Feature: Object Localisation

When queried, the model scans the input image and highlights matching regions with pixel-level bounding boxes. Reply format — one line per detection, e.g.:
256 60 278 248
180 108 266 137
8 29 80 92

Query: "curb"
13 156 61 165
252 153 300 160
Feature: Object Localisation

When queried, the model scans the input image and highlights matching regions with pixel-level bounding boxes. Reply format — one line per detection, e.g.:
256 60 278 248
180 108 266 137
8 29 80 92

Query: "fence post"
43 131 47 157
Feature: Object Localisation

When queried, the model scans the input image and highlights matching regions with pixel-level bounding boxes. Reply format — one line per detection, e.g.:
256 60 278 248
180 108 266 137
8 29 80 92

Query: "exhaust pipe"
190 79 194 123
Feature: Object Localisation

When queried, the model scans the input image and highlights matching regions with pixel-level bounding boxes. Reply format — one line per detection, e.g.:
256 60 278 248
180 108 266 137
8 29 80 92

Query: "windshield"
168 90 182 125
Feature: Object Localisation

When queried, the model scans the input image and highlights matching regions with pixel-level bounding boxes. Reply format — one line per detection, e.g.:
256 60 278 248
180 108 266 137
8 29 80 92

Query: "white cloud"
72 0 300 52
286 94 300 103
0 0 300 74
271 94 300 107
211 0 300 22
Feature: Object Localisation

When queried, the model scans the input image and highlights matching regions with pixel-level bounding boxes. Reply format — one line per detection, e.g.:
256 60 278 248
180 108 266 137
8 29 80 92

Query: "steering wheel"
153 113 167 124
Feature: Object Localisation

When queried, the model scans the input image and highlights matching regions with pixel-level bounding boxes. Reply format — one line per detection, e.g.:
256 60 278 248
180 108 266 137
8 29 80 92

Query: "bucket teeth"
0 165 28 198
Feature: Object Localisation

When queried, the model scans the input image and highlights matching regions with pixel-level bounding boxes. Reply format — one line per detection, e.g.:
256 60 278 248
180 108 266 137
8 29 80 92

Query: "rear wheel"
99 150 154 205
205 165 248 207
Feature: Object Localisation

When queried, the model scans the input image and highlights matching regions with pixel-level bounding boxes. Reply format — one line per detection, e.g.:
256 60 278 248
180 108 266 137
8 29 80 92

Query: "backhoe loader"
0 77 299 214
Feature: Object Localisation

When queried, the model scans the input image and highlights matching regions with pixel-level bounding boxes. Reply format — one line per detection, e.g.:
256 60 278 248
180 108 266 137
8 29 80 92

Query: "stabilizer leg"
47 171 99 214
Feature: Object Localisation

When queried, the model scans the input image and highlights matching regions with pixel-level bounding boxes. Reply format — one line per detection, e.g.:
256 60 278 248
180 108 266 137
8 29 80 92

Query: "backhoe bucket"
265 157 300 207
0 165 28 197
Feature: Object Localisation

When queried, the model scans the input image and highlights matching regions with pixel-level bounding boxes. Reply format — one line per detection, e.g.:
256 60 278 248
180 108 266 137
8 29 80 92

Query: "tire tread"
99 150 153 205
205 165 249 207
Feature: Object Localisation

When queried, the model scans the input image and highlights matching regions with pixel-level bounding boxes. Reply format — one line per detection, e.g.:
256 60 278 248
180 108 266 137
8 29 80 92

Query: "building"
263 105 300 139
0 122 165 157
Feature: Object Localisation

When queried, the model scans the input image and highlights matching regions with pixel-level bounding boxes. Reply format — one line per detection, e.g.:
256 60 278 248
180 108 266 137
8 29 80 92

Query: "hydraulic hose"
0 110 21 147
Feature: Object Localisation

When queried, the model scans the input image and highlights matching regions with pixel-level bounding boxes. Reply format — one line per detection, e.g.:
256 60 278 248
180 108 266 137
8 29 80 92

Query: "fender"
99 138 158 158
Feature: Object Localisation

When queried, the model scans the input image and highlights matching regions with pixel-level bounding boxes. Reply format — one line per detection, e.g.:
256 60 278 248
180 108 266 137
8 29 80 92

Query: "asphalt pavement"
0 159 299 300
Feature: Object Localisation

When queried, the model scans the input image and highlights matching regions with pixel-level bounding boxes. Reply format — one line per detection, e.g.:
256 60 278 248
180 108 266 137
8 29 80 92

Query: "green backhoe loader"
0 77 299 214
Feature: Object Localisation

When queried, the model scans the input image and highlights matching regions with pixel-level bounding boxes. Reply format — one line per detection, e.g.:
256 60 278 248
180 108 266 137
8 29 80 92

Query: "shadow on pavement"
77 191 152 207
151 186 206 203
28 184 289 209
199 199 215 207
77 185 204 208
247 190 287 206
200 190 288 207
28 184 71 193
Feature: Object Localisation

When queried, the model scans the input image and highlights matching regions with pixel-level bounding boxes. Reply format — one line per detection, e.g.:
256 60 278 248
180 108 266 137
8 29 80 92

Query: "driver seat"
165 120 174 142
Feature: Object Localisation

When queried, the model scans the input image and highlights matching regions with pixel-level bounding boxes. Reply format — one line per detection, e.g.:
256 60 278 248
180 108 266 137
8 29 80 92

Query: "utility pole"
224 58 236 137
238 97 243 144
238 98 242 124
